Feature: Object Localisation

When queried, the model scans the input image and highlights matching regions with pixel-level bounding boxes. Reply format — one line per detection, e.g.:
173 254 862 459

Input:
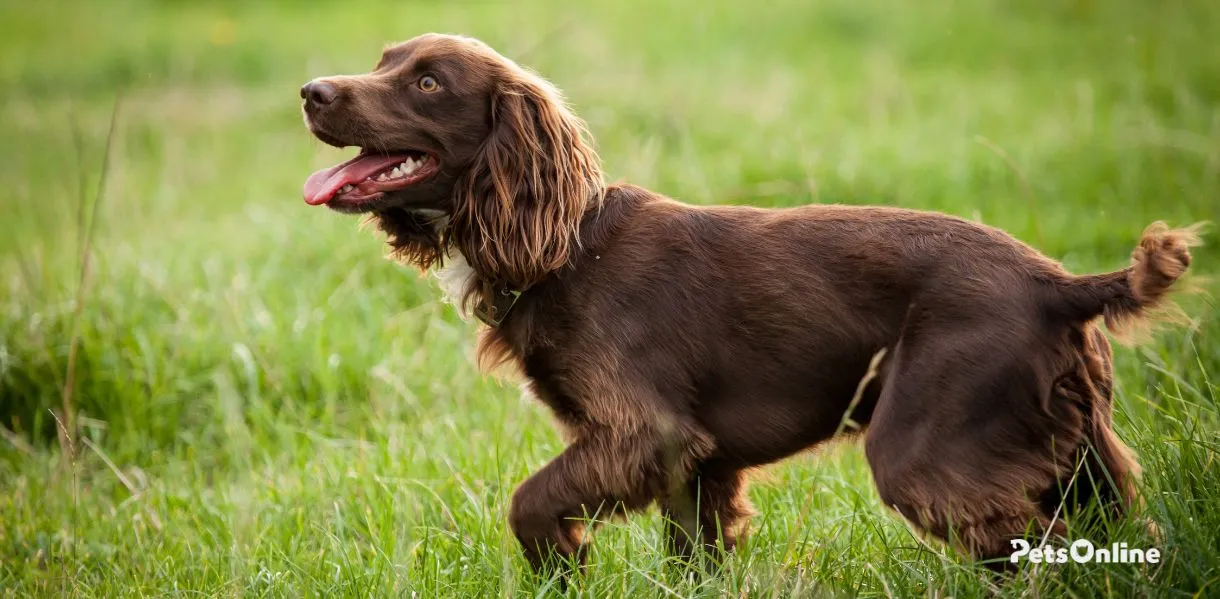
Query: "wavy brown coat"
300 33 1201 574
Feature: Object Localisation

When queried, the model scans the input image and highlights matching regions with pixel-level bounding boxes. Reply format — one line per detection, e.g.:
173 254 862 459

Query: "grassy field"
2 0 1219 596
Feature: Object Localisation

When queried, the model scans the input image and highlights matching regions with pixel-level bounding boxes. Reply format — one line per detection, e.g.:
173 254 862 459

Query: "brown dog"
300 33 1199 572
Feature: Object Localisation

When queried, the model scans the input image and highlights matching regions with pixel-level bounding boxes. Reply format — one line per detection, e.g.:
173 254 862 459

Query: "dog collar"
474 285 522 327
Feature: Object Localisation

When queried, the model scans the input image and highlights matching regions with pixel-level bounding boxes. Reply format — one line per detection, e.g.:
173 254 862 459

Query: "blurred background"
2 0 1217 596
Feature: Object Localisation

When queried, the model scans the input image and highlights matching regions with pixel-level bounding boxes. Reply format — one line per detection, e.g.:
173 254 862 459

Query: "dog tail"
1052 221 1204 338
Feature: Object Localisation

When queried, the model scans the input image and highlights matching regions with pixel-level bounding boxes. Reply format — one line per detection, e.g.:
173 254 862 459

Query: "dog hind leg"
864 319 1086 567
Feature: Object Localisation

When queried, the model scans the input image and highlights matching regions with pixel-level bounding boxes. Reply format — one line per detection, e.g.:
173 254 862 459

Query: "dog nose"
300 80 338 106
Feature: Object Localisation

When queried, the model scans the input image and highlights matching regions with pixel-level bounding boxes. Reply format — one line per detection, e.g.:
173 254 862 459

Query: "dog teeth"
339 184 354 193
370 158 426 183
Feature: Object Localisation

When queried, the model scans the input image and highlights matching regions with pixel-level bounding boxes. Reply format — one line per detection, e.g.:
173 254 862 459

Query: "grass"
2 0 1218 596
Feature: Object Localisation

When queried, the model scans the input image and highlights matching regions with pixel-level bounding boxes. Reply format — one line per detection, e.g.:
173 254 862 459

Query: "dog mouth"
303 149 439 207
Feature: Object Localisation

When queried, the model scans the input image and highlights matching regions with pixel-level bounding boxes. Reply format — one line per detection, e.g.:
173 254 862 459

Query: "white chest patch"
416 212 478 320
432 250 477 319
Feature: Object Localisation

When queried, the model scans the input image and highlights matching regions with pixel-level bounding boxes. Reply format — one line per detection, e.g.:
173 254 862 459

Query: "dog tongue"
303 153 414 205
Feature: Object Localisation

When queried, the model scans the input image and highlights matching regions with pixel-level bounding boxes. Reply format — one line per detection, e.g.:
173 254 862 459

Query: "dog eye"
418 75 440 92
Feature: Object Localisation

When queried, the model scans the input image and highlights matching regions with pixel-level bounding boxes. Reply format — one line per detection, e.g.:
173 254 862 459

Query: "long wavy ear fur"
450 64 603 313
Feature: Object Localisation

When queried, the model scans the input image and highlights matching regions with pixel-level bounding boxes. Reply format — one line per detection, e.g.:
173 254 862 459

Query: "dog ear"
450 70 602 311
